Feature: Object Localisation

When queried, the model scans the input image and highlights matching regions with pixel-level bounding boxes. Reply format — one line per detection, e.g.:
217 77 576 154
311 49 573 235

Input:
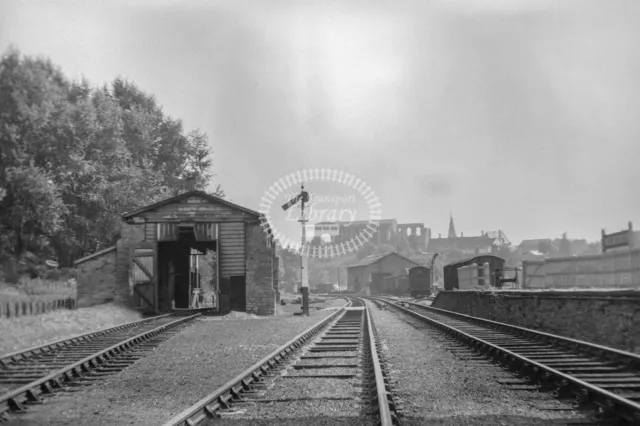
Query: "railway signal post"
282 184 310 316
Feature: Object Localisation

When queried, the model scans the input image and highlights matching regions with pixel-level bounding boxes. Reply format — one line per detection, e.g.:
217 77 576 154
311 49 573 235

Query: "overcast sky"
1 0 639 244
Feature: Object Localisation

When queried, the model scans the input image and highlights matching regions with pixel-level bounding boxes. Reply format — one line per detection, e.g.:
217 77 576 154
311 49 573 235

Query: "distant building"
312 219 430 251
521 250 545 261
346 251 419 293
518 239 552 252
426 215 506 256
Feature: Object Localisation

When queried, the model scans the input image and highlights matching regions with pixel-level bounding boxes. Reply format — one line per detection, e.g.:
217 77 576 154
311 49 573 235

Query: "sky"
1 0 639 244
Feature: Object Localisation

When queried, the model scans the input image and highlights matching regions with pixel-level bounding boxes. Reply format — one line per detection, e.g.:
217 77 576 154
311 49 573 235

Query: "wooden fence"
0 296 76 319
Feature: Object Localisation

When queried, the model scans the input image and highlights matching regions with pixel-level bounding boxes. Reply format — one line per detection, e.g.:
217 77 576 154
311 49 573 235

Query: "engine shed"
74 190 277 316
346 252 419 294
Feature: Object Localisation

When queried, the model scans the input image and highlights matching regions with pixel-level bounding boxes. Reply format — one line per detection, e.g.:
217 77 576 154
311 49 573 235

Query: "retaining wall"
432 290 640 353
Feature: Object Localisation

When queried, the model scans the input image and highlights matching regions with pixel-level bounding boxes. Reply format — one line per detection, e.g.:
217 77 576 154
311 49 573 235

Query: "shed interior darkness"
157 226 217 311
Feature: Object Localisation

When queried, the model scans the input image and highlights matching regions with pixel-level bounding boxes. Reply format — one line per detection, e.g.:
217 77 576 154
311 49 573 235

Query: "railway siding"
366 299 592 425
432 290 640 352
382 297 640 424
3 300 347 426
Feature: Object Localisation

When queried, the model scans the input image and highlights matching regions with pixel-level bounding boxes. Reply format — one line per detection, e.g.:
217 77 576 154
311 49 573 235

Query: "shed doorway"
157 224 217 312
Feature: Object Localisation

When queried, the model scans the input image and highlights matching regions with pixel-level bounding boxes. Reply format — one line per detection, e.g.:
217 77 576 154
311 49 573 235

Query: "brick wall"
115 222 146 306
432 290 640 353
245 222 276 315
76 247 117 307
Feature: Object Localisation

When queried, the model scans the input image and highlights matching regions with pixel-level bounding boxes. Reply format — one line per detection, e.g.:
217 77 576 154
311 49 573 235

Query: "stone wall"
245 221 276 315
75 247 117 307
432 290 640 353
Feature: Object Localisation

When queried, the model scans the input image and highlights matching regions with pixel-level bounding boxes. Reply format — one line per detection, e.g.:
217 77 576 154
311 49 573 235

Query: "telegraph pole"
298 184 310 316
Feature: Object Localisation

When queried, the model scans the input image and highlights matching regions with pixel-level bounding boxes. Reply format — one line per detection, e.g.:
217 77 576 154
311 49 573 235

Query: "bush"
44 269 63 281
9 276 76 297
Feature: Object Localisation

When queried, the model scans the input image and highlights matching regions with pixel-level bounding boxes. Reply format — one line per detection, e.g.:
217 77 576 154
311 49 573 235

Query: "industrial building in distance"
311 219 430 252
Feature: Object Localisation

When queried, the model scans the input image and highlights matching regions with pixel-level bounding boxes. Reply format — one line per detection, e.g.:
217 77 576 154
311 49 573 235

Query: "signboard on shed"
601 222 634 253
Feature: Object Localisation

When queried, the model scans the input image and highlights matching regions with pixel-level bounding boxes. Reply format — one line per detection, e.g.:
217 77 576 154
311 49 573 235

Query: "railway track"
373 296 640 425
163 298 398 426
0 313 201 421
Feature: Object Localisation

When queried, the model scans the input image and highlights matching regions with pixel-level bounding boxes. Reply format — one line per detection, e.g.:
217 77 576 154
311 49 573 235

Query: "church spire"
448 214 457 238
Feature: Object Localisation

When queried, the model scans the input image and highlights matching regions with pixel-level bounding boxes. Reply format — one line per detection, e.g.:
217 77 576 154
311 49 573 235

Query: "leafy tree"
0 48 223 268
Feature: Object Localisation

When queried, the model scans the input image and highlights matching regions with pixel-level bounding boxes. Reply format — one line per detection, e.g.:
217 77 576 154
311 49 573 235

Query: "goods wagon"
408 266 432 298
382 266 432 298
443 255 505 291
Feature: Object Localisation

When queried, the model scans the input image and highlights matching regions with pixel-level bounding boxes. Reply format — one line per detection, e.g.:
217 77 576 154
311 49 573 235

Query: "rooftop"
347 251 419 269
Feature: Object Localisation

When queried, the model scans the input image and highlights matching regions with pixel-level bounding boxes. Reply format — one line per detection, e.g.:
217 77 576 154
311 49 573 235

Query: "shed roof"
74 246 117 266
347 251 419 269
122 190 261 219
518 238 551 248
444 254 505 269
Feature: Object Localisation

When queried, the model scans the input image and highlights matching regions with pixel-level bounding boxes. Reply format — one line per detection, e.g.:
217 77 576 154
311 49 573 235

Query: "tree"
0 48 223 268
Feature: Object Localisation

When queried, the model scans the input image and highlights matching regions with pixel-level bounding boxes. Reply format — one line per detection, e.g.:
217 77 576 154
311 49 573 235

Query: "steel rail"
362 299 394 426
161 300 351 426
0 313 200 416
0 313 172 368
401 300 640 367
374 297 640 424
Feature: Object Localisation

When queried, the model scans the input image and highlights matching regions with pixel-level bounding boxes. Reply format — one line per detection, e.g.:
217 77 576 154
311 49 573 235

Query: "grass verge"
0 303 143 355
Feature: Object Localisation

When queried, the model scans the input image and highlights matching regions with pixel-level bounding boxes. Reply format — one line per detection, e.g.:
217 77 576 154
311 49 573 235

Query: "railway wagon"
408 266 432 297
443 255 505 291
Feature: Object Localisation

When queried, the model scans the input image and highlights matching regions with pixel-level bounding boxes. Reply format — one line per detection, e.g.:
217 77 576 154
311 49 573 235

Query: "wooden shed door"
130 242 157 313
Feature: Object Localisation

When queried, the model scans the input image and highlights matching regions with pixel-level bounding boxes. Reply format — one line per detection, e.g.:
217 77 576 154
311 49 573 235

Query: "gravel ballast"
201 307 376 426
4 299 347 426
367 300 594 425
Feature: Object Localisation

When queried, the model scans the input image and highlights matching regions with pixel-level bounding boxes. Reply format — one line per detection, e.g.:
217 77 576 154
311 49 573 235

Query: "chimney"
461 232 464 237
481 229 484 236
438 233 442 238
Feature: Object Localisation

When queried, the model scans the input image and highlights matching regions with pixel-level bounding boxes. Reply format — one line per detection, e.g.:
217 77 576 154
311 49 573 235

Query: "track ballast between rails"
162 298 399 426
